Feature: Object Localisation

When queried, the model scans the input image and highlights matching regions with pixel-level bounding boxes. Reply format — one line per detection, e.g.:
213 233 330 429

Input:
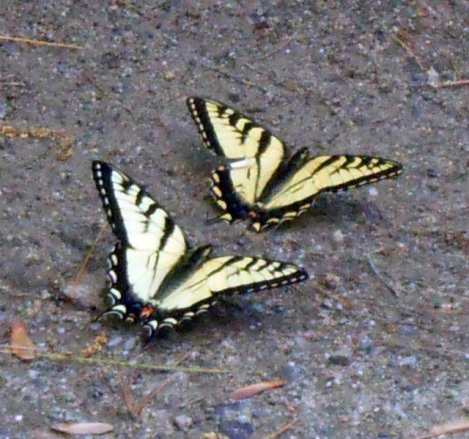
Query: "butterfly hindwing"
265 155 403 208
209 165 250 224
92 161 309 338
187 97 403 231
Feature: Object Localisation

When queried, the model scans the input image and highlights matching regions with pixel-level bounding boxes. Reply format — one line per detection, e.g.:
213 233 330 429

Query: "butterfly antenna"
205 215 221 225
91 310 108 324
205 208 227 225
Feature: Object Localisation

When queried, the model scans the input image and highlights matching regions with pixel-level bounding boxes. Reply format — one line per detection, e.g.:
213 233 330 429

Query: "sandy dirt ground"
0 1 468 438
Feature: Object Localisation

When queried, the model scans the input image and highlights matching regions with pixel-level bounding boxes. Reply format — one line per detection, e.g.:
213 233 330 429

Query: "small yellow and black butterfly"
92 161 308 338
187 97 403 232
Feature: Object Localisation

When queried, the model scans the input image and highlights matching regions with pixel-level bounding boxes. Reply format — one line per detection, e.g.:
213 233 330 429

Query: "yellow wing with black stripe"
251 153 403 231
187 97 285 205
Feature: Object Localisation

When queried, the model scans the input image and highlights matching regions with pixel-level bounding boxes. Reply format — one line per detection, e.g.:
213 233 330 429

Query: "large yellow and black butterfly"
92 161 308 338
187 97 403 232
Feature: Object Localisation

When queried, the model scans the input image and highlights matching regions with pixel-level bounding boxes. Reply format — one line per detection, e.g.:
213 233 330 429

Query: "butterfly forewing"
263 155 403 209
187 97 285 203
157 256 308 313
92 162 187 302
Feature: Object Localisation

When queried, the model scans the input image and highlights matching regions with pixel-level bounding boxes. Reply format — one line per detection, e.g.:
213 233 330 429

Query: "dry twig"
262 418 297 439
202 64 268 93
261 27 303 59
0 345 227 374
431 79 469 89
0 35 82 49
413 419 469 439
134 374 178 418
67 221 107 298
0 124 75 160
391 30 425 71
367 253 399 297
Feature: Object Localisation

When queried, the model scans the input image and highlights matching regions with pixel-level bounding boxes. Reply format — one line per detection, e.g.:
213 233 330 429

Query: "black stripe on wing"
322 155 403 193
211 258 309 296
92 161 130 244
209 165 251 223
187 97 227 156
187 96 274 158
92 161 167 242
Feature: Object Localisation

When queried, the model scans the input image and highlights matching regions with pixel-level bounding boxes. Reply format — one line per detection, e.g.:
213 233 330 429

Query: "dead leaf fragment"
80 335 107 357
413 419 469 439
51 422 113 435
230 379 285 401
430 419 469 435
10 319 36 360
202 434 229 439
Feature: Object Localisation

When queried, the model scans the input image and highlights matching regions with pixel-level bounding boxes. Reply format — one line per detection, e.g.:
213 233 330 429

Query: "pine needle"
0 346 227 374
0 35 83 49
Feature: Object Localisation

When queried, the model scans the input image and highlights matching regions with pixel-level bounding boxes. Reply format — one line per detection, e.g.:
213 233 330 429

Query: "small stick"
412 419 469 439
391 32 425 71
432 79 469 88
0 346 227 373
410 79 469 89
367 253 399 297
0 81 26 87
262 418 297 439
0 35 83 50
121 375 139 418
262 27 302 59
173 352 191 367
121 372 179 418
133 373 178 417
67 221 107 296
202 64 268 93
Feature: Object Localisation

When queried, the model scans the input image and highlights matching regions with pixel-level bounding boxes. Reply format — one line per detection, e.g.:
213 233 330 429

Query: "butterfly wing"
187 97 285 208
92 161 188 319
143 252 309 335
252 154 403 230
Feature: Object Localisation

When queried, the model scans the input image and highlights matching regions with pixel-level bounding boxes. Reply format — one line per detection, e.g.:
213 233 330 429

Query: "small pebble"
328 348 353 366
332 229 344 243
174 414 193 431
163 70 176 81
